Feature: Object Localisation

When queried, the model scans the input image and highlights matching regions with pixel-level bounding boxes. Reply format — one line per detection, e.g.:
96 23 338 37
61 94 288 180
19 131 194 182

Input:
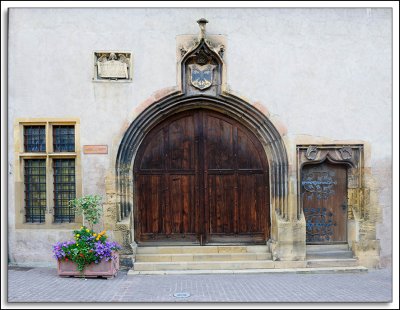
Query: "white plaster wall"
8 8 392 266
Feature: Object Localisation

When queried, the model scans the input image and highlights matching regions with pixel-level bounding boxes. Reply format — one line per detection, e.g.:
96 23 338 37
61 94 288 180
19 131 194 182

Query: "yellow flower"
93 233 97 237
76 234 80 237
86 229 90 233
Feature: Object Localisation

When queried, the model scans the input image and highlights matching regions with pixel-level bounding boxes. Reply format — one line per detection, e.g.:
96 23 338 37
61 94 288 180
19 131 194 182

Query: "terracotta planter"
57 252 119 279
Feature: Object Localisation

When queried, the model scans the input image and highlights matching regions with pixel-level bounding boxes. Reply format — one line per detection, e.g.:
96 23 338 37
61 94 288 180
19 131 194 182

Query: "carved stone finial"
180 46 187 57
197 18 208 40
218 44 225 58
339 146 353 160
109 52 117 60
306 145 318 160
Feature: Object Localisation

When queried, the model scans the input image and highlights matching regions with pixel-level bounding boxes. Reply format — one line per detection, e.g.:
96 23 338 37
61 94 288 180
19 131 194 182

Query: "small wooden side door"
301 162 348 244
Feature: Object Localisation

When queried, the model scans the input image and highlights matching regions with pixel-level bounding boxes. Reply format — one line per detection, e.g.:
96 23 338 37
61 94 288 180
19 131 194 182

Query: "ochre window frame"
14 118 82 229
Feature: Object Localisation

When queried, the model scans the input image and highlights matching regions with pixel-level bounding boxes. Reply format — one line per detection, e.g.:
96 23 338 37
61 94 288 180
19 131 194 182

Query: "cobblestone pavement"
6 266 392 304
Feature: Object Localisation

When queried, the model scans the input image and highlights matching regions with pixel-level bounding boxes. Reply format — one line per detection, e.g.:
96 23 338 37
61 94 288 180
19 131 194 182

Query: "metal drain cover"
173 292 191 298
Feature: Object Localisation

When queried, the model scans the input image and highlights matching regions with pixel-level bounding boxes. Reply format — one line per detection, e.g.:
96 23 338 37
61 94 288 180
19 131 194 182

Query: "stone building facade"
8 8 392 270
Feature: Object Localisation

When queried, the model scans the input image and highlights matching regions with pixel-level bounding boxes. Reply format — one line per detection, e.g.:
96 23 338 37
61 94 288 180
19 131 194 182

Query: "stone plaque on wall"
83 145 108 154
93 52 132 81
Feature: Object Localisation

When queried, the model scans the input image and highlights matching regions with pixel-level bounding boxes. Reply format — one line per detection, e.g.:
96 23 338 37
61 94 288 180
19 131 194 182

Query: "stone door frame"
297 144 365 247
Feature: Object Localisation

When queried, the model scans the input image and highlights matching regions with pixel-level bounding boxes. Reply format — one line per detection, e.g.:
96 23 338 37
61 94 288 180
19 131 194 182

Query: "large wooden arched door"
134 109 270 244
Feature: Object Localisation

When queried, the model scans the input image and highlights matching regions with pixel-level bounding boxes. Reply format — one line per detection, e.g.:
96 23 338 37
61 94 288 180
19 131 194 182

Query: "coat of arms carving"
189 64 216 90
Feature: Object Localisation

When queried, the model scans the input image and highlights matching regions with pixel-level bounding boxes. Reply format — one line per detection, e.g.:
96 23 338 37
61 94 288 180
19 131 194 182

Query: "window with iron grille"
24 159 46 223
53 125 75 152
24 126 46 152
53 159 76 223
19 121 79 226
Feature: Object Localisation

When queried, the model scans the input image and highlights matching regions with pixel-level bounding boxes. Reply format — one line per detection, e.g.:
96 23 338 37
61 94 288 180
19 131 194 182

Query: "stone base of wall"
352 239 381 268
270 216 306 261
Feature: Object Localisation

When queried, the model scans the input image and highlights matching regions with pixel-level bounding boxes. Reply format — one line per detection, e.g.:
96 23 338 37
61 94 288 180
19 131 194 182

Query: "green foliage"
70 227 99 271
69 195 102 230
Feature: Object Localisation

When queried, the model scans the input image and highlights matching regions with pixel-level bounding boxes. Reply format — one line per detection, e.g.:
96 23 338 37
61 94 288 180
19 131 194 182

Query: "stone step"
306 244 349 252
128 266 368 276
306 258 358 268
136 245 269 255
136 252 272 262
133 260 276 271
306 250 354 259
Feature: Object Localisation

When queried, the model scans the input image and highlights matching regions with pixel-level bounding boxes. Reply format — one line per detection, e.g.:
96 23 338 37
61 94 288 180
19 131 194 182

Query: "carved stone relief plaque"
94 52 132 81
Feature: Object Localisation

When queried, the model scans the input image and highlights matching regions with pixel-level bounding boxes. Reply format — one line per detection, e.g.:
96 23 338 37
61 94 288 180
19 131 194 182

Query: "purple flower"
94 241 121 261
52 233 121 266
52 241 76 260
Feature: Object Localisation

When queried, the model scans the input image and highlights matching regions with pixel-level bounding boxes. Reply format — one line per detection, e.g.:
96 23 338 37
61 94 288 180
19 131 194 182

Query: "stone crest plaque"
189 64 215 90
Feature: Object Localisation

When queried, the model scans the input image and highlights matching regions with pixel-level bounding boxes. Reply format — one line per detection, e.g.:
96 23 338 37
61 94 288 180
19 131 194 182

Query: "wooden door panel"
139 130 165 170
237 129 263 170
137 175 163 235
204 115 235 170
168 116 195 170
208 175 236 234
302 162 347 243
169 175 196 234
238 174 267 234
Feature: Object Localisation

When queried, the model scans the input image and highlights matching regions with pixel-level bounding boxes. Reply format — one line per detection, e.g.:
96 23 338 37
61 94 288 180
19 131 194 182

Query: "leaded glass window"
53 126 75 152
24 126 46 152
24 159 46 223
53 159 76 222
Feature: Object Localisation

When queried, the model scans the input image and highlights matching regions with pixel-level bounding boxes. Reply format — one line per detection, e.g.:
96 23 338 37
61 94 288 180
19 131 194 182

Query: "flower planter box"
57 252 119 279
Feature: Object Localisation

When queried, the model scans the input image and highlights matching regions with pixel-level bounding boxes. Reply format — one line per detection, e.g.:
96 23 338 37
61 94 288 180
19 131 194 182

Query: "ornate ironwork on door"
302 168 337 201
304 207 336 242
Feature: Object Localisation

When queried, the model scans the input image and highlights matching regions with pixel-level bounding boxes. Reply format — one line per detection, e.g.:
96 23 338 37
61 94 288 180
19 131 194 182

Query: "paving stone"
6 266 392 303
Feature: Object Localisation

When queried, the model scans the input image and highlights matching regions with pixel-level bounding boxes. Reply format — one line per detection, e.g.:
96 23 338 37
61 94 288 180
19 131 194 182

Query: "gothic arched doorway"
115 20 289 249
134 109 270 244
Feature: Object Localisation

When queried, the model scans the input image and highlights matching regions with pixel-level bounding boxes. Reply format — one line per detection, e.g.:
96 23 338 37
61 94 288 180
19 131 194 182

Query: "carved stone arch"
301 153 355 170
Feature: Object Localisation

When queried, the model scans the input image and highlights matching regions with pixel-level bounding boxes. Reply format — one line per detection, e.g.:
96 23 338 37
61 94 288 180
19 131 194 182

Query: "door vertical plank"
200 110 207 239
